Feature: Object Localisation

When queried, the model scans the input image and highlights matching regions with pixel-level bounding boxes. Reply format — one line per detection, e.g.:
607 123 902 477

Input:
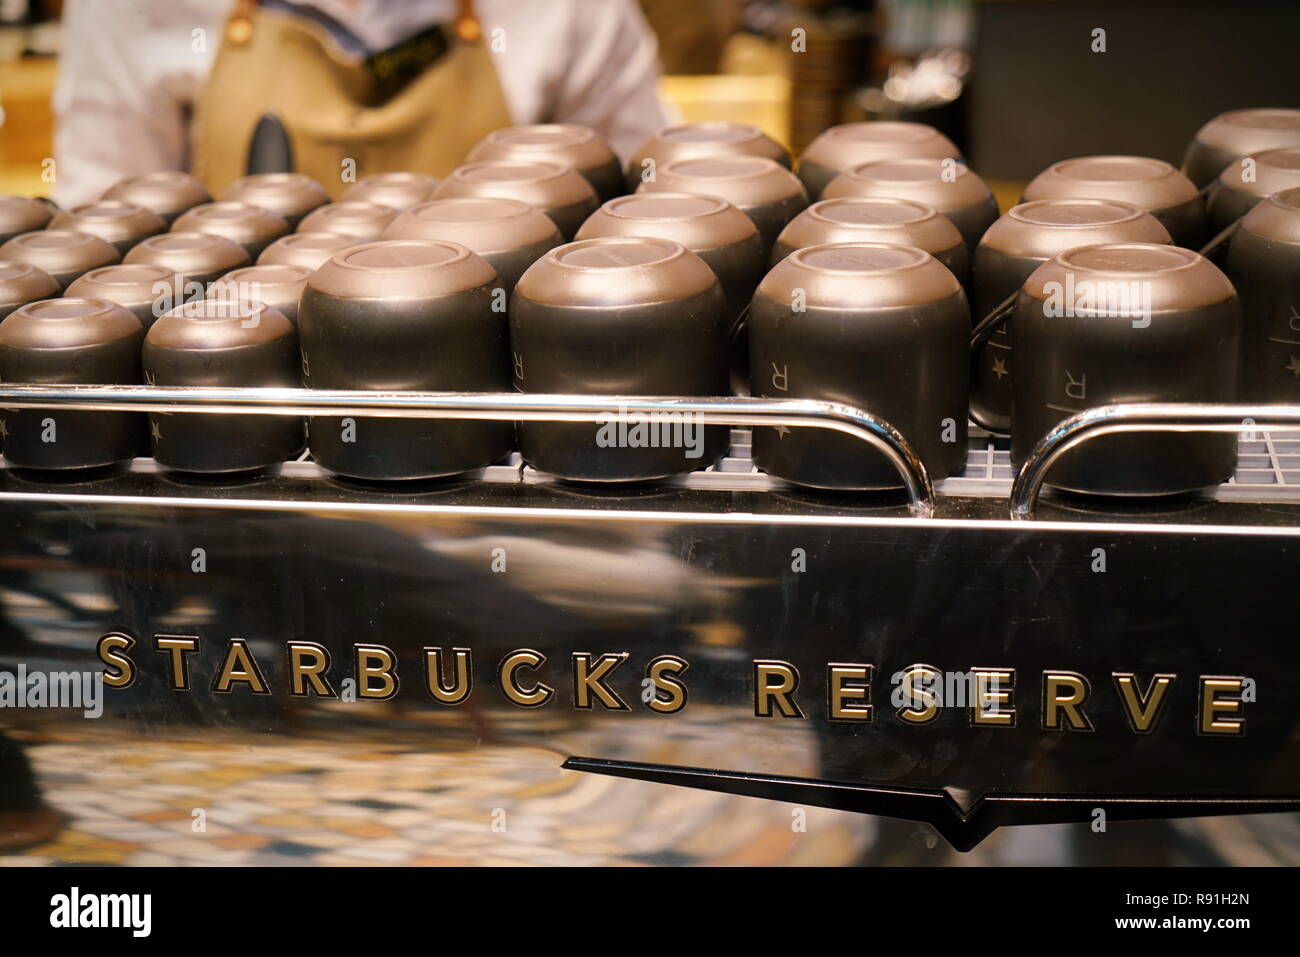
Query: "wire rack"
680 425 1300 501
13 425 1300 503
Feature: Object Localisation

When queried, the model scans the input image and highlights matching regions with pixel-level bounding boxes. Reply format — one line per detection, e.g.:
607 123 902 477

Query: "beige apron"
193 0 513 198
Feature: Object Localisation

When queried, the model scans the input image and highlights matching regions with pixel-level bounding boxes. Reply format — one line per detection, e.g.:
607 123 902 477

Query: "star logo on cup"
151 420 162 441
992 358 1008 380
773 425 790 439
1288 356 1300 378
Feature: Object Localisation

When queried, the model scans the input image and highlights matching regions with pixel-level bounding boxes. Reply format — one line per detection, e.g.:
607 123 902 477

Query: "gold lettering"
97 632 136 689
896 664 941 724
828 663 873 721
573 652 629 711
213 639 269 694
355 644 399 700
1199 676 1246 736
754 660 803 718
971 668 1015 727
499 649 553 708
1042 671 1093 731
645 656 689 714
154 635 199 691
1113 673 1175 733
288 641 336 698
424 647 472 705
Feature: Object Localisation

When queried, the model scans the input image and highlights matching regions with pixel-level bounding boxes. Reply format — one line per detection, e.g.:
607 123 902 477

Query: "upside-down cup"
626 121 791 192
468 124 624 203
1021 155 1208 249
1207 147 1300 234
433 160 598 241
297 201 397 242
749 242 970 489
577 193 763 322
971 199 1172 431
382 197 560 295
1223 187 1300 402
0 230 120 293
637 156 808 254
103 171 212 226
0 195 54 245
297 240 512 480
511 236 729 481
66 263 186 330
143 298 304 473
822 157 998 252
0 297 146 469
172 201 290 260
772 196 968 283
207 263 313 325
124 232 249 293
219 173 329 228
0 260 53 456
576 192 764 393
797 121 960 202
1183 108 1300 189
0 262 59 322
1010 244 1239 496
50 201 165 256
342 172 439 211
256 231 356 271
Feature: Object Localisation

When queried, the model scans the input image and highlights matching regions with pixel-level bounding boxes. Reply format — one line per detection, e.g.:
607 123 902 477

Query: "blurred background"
2 0 1300 205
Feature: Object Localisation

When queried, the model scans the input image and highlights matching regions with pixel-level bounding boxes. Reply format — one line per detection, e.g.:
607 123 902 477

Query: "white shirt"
52 0 673 207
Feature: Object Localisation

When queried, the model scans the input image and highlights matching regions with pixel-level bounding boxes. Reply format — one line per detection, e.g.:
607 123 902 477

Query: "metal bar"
1010 403 1300 520
968 289 1018 351
0 385 936 517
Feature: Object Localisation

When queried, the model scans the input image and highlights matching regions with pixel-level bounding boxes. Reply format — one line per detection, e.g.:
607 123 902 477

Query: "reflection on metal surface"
564 756 1300 852
0 388 1298 864
0 469 1296 863
2 718 874 865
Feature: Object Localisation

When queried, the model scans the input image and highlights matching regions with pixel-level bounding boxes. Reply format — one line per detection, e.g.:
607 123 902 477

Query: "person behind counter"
51 0 673 208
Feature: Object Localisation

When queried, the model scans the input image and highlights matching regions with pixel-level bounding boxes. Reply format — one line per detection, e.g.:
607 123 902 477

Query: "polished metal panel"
1 387 1299 865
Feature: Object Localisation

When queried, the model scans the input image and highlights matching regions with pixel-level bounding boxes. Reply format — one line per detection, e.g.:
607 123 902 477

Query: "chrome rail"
0 385 936 518
1010 403 1300 520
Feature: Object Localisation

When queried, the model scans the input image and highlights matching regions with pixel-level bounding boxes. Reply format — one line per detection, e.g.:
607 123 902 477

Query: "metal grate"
15 425 1296 503
940 426 1016 496
683 425 1300 501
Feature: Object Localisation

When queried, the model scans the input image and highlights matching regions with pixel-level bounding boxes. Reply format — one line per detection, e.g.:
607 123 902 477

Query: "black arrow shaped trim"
562 755 1300 852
